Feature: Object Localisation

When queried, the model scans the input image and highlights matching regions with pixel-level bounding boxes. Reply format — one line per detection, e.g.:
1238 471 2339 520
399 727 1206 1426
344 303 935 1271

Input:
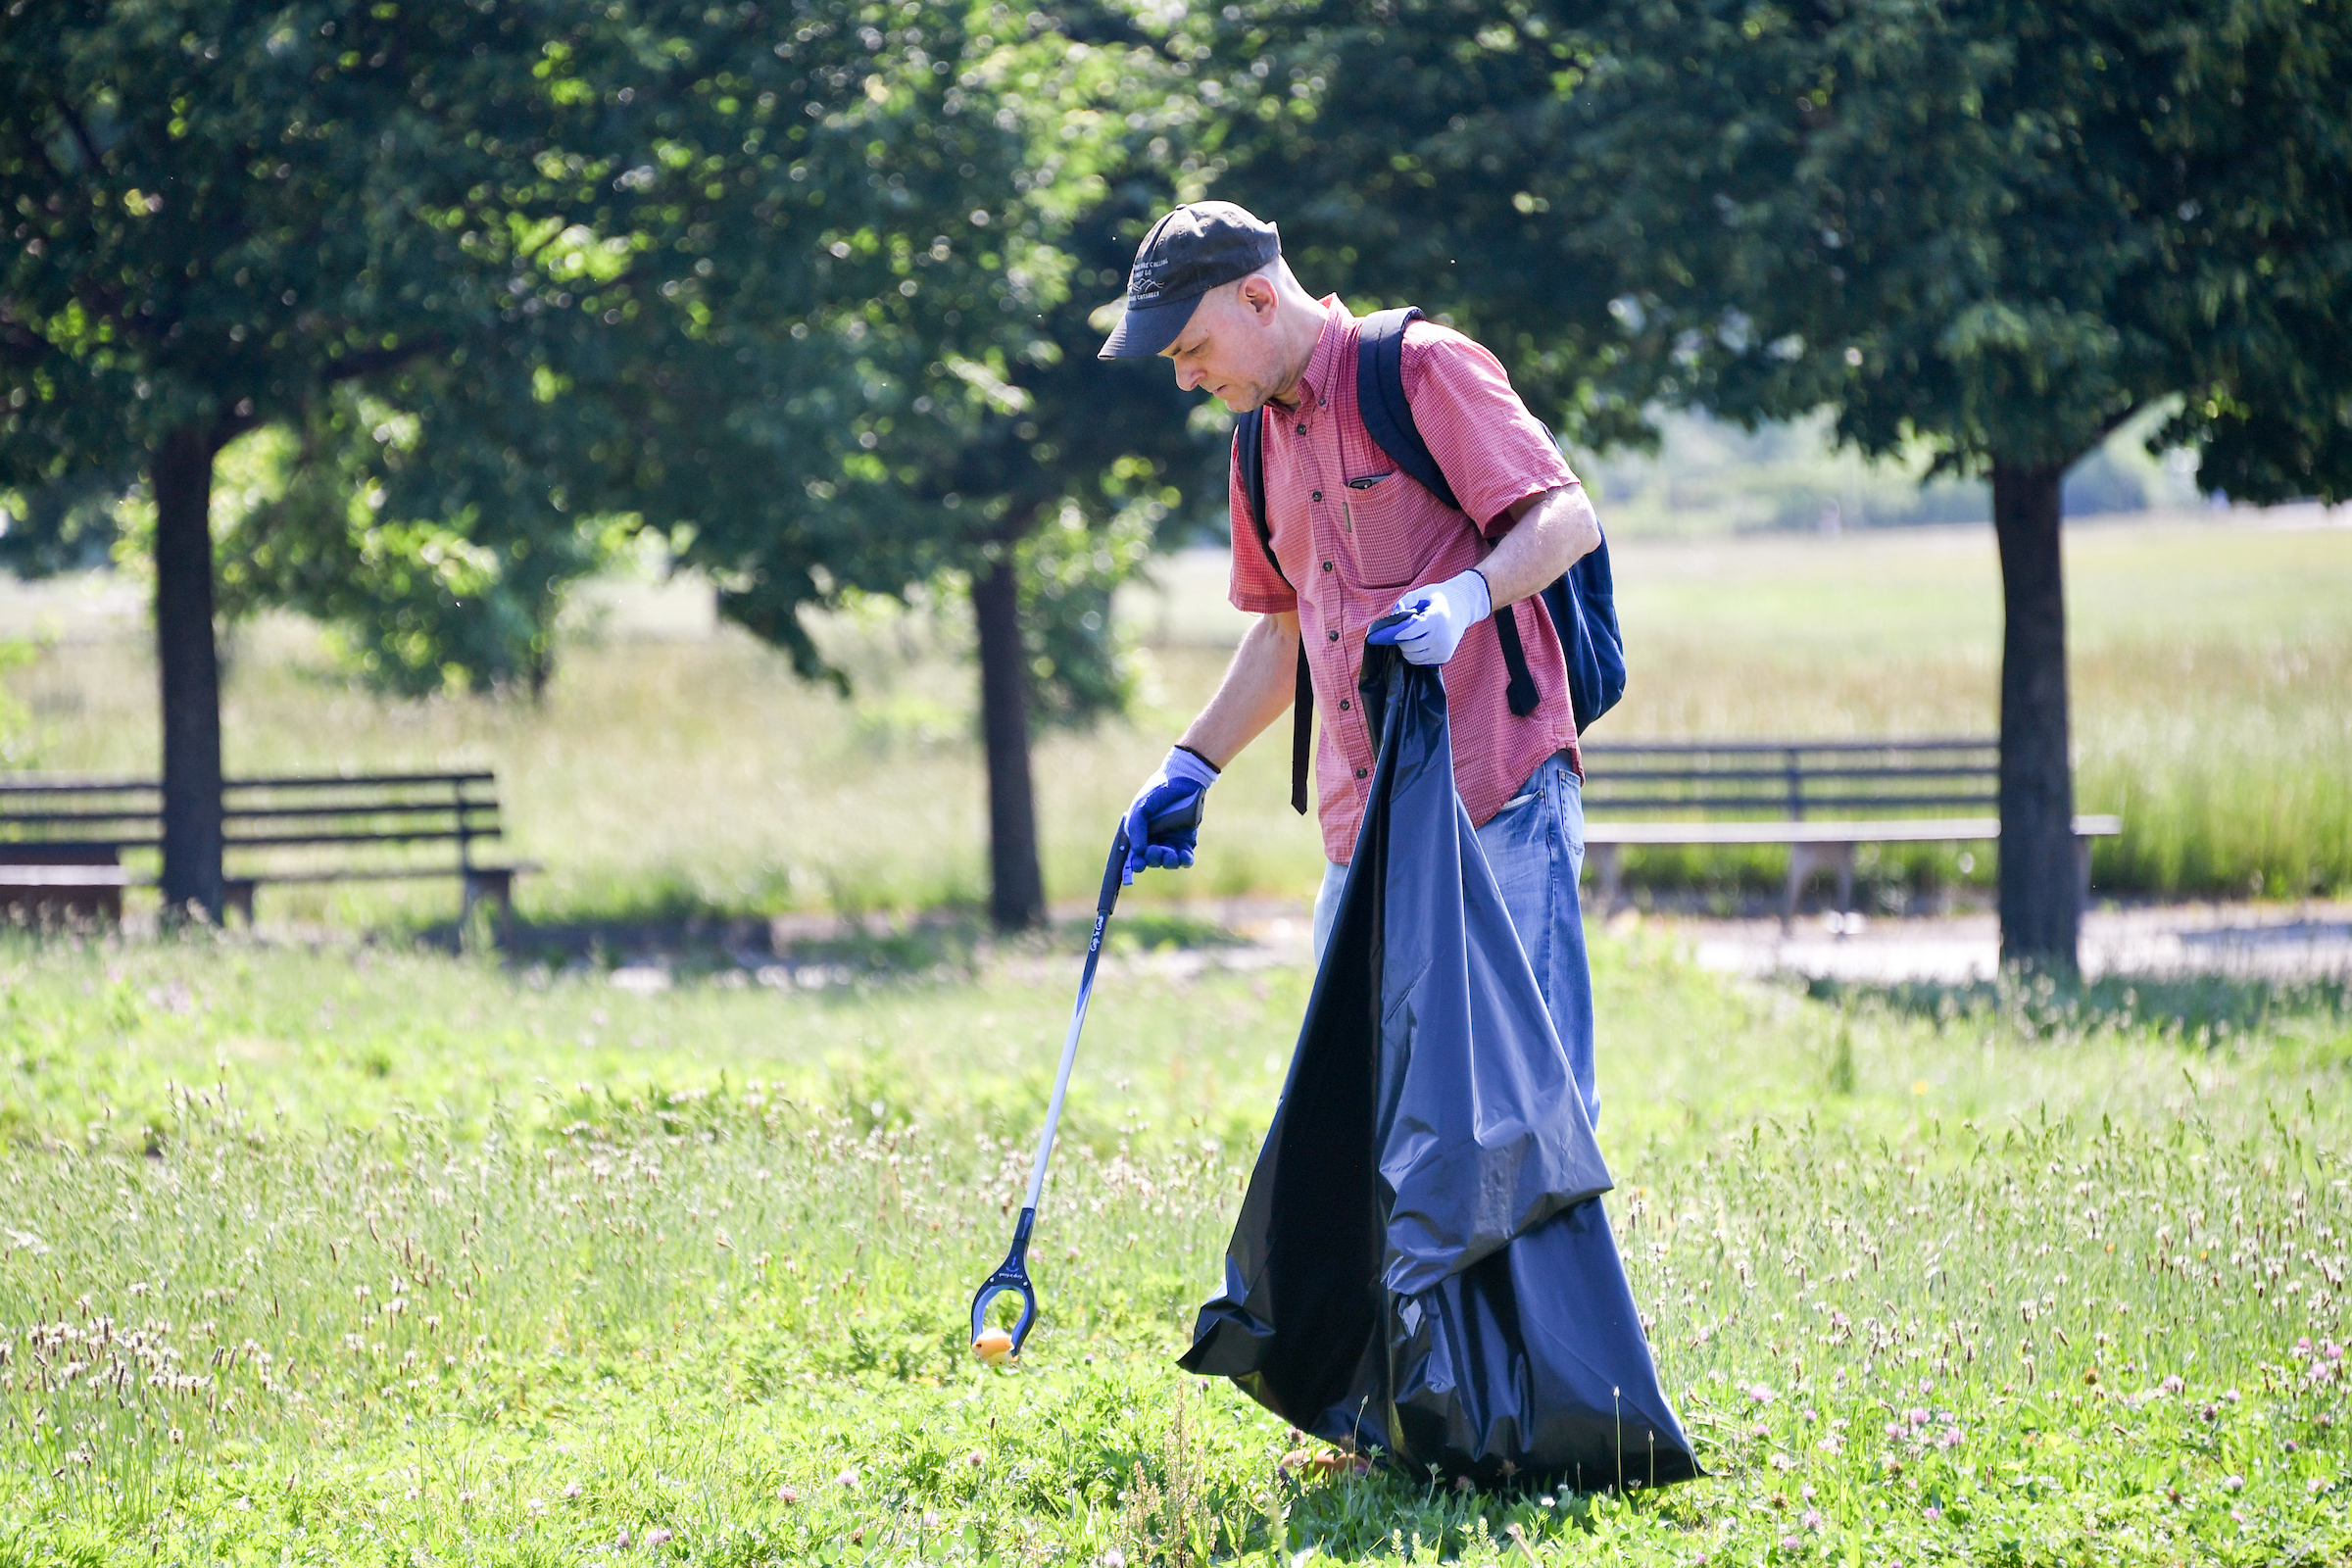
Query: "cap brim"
1097 293 1200 360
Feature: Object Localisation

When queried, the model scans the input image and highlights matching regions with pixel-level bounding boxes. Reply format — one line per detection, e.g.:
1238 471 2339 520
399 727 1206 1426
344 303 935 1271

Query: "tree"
1 1 633 917
1204 0 2352 969
0 1 1110 923
623 14 1211 930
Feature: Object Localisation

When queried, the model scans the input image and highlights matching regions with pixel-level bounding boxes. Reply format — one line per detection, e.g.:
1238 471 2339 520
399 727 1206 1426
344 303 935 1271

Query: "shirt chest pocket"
1341 471 1447 590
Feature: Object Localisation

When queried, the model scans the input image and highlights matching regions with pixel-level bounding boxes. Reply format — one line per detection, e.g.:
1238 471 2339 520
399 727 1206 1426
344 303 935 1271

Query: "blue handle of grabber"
967 795 1202 1355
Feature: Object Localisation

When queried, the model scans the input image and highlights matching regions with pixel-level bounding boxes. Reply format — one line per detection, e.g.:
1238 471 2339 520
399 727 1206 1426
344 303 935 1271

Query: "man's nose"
1173 361 1204 393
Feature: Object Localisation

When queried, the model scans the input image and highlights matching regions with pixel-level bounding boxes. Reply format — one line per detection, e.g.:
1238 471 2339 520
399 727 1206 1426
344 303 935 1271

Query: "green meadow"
0 930 2346 1564
0 510 2345 1559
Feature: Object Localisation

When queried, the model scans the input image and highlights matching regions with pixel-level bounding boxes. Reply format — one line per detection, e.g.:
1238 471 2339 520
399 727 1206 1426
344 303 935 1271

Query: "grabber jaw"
968 1206 1040 1354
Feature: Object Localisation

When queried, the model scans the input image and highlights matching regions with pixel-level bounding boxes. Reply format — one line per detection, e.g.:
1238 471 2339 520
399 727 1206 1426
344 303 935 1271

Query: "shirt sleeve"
1226 436 1298 614
1400 321 1581 537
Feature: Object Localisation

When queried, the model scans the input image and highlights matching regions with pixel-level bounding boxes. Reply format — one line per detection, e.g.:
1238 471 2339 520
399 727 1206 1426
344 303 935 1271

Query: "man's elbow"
1555 484 1601 567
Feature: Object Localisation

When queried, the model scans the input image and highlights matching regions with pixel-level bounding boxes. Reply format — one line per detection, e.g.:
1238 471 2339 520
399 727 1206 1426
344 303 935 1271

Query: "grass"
1 511 2346 924
0 927 2346 1564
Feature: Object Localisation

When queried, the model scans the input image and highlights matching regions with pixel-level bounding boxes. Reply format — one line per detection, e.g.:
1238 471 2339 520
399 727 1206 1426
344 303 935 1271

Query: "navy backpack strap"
1358 307 1540 717
1234 410 1313 815
1353 308 1459 511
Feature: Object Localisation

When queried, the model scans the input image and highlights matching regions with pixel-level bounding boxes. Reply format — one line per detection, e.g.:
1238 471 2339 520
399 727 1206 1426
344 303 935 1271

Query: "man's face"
1158 280 1282 412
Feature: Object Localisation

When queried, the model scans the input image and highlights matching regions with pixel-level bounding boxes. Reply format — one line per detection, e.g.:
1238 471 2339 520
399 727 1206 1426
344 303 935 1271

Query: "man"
1102 201 1607 1126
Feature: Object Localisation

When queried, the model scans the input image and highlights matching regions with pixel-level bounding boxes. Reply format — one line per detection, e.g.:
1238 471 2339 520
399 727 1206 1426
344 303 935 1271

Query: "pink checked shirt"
1229 297 1585 864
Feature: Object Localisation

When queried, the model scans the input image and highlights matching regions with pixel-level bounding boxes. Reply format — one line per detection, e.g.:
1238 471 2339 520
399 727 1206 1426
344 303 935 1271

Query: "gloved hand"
1366 567 1493 666
1121 744 1218 883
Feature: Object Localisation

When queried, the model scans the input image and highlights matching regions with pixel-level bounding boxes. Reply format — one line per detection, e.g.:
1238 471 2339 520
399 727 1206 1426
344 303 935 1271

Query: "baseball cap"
1097 201 1281 360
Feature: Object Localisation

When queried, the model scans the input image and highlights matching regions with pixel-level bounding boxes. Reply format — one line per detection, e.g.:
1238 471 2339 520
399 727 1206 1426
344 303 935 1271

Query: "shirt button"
1327 629 1340 642
1321 561 1333 571
1354 767 1367 779
1311 491 1322 503
1339 699 1351 711
1295 423 1306 436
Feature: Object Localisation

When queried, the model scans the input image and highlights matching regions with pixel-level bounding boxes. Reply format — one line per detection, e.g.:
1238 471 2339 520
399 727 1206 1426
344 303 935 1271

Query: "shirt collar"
1280 295 1350 413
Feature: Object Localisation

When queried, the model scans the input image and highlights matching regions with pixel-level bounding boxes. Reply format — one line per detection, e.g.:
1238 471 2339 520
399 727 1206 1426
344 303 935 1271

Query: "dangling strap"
1236 409 1312 815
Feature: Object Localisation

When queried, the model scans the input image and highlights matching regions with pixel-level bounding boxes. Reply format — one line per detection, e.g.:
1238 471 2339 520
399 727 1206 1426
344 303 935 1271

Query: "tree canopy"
1204 0 2352 967
2 1 1198 922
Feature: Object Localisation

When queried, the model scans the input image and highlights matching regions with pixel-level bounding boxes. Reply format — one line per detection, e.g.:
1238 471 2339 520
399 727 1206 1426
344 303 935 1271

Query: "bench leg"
463 869 517 947
223 878 257 926
1784 846 1820 931
1585 843 1623 913
1834 843 1856 916
2075 834 2093 912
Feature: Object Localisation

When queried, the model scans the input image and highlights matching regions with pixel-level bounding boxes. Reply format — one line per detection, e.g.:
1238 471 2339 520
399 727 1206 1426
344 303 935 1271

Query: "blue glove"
1121 745 1218 883
1366 567 1493 666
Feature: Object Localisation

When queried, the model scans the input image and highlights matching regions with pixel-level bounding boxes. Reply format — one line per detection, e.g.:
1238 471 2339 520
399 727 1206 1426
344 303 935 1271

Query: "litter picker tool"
967 796 1202 1361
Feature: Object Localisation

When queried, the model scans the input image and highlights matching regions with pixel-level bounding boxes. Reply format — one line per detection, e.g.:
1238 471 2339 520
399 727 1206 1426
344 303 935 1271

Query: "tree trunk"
1990 460 2079 973
154 425 225 922
973 549 1045 931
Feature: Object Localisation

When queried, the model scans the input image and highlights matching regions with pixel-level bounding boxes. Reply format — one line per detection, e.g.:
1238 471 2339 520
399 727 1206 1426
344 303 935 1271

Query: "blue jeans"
1312 752 1598 1128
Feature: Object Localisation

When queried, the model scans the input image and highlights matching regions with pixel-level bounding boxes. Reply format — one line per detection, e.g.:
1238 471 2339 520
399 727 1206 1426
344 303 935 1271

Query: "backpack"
1234 307 1626 813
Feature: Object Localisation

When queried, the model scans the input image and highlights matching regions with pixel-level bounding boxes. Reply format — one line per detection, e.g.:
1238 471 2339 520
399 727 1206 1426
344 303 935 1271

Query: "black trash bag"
1180 638 1700 1492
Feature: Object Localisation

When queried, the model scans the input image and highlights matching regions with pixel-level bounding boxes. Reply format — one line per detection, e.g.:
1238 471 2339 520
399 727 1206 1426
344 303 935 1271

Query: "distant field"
1 509 2345 924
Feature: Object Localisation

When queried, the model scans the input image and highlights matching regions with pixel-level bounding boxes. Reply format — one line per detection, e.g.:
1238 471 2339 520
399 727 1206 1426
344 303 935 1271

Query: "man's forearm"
1178 611 1300 770
1477 483 1600 608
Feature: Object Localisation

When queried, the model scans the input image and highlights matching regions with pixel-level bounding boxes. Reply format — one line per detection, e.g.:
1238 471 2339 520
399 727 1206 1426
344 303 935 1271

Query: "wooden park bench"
0 771 524 931
1575 738 2122 924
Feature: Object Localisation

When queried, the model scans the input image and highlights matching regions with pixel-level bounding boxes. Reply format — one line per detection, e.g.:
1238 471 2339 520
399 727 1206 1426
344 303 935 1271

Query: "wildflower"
615 1528 630 1548
1907 1407 1930 1427
2158 1374 2184 1395
1816 1436 1844 1455
1937 1427 1963 1449
1924 1506 1942 1522
1746 1382 1777 1405
563 1482 582 1499
458 1491 476 1505
2309 1478 2331 1496
2223 1475 2244 1492
1801 1407 1818 1423
835 1466 859 1489
1800 1508 1824 1531
923 1510 940 1529
1800 1485 1816 1501
776 1486 799 1503
645 1526 673 1547
1780 1535 1802 1550
525 1497 545 1516
1102 1552 1127 1568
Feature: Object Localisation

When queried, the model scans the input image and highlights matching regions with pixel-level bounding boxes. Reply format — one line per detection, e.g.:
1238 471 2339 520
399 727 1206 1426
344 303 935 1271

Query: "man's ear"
1237 274 1278 319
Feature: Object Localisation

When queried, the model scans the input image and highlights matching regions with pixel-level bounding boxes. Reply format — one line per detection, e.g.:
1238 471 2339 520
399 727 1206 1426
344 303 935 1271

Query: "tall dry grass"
2 510 2344 922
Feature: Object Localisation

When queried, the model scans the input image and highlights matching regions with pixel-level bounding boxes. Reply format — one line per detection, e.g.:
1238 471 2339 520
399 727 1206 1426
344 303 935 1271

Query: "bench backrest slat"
1580 737 2000 821
0 772 504 866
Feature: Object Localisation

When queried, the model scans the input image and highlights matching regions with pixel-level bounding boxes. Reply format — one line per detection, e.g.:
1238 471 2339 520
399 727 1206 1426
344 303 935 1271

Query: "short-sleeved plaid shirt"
1228 297 1584 864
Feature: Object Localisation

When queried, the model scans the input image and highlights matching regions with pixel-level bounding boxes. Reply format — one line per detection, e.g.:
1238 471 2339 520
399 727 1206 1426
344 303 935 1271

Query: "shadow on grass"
1804 967 2352 1042
395 888 1252 984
